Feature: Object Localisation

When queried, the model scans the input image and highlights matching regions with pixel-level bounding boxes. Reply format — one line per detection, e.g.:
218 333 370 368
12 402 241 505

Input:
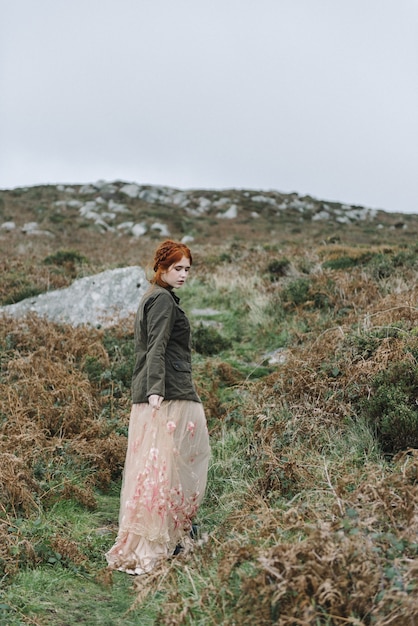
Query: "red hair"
151 240 192 288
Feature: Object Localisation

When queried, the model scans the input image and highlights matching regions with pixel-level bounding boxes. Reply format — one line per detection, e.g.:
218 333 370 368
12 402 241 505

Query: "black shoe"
173 525 200 556
190 524 199 540
173 544 183 556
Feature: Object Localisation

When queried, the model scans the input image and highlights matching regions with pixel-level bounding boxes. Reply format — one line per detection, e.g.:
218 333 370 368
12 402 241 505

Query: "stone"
108 200 129 213
94 218 114 232
138 186 174 204
117 221 134 232
21 222 39 233
251 195 277 205
120 183 140 198
213 198 229 208
131 222 147 237
21 222 54 237
151 222 170 237
94 180 109 190
101 212 116 221
67 200 82 208
79 184 97 194
216 204 238 219
171 191 189 207
263 348 289 365
0 266 148 328
196 197 211 213
79 201 98 217
1 221 16 231
81 209 101 221
312 210 331 221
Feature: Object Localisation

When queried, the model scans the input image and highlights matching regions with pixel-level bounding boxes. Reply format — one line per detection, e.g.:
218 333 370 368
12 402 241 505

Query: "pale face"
161 255 191 289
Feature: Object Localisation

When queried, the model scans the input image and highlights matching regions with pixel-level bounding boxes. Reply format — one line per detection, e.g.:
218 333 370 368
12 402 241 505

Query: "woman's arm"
145 292 176 399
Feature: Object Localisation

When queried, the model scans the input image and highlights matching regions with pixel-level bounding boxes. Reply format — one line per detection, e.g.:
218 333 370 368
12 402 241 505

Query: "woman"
106 240 210 575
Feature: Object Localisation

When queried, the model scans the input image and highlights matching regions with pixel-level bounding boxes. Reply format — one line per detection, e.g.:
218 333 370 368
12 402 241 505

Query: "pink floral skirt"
105 400 210 575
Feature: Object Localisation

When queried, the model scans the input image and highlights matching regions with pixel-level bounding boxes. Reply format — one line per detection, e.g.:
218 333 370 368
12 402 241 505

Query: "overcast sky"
1 0 417 213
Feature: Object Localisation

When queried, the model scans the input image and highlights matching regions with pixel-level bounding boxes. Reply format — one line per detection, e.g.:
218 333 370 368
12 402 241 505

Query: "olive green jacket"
131 285 200 404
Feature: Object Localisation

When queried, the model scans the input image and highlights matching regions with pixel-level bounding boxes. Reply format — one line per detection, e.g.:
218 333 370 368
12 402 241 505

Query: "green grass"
0 492 159 625
0 568 145 626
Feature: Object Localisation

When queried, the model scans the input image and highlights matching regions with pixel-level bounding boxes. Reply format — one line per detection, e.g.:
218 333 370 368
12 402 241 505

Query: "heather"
1 184 418 625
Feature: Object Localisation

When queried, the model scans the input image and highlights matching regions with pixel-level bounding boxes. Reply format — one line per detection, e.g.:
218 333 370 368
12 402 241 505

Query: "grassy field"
1 185 418 625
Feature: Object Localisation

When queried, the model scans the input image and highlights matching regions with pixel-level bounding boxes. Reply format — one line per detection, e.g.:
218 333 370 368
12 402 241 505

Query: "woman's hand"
148 394 164 411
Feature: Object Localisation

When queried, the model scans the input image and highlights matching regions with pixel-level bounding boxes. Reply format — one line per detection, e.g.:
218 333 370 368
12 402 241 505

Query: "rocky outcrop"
1 179 405 244
0 267 148 328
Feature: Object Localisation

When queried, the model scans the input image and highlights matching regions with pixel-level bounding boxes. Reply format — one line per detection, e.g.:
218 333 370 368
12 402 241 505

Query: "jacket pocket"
171 360 192 373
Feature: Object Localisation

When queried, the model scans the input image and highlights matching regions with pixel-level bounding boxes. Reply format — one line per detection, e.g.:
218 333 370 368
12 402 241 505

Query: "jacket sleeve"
145 292 176 398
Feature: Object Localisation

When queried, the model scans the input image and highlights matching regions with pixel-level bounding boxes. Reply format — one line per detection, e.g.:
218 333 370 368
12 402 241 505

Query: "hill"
1 180 417 307
0 182 417 625
1 179 417 252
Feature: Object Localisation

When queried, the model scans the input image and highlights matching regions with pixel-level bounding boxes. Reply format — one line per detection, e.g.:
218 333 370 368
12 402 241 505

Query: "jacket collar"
152 284 180 304
169 289 180 304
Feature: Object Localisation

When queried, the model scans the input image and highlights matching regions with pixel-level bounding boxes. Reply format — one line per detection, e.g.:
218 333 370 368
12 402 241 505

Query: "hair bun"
153 241 173 271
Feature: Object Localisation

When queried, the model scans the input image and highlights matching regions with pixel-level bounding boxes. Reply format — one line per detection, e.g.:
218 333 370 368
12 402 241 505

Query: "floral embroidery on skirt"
106 400 210 575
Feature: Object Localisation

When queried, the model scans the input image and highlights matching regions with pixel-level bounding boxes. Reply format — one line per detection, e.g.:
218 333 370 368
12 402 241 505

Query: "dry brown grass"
161 257 417 624
0 314 128 572
0 235 417 623
204 271 418 625
209 450 418 625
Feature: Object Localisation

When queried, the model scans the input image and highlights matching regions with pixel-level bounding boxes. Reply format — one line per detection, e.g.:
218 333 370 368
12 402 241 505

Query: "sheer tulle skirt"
106 400 210 575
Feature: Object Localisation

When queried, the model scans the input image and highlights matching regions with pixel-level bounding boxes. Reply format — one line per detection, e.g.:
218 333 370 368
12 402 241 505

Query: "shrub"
345 325 409 361
323 255 360 270
392 248 418 268
368 249 418 279
266 258 290 281
321 248 417 275
360 361 418 454
2 285 44 305
82 355 104 384
43 250 87 266
281 278 311 307
311 289 331 310
367 253 396 279
192 324 231 356
103 329 136 390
